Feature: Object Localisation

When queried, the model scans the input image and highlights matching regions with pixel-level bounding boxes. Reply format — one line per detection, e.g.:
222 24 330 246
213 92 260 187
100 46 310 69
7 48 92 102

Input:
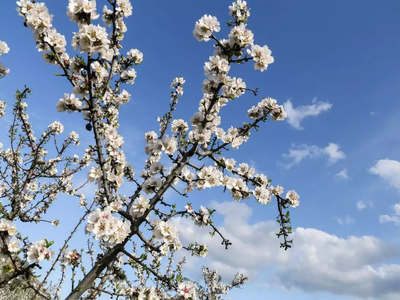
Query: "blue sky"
1 0 400 299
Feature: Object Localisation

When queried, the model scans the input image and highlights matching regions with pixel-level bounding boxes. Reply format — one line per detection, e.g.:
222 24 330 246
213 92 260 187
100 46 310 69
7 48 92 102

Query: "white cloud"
282 143 345 168
379 203 400 226
336 215 355 225
284 98 332 130
379 215 400 225
394 203 400 215
174 201 400 300
335 169 348 179
324 143 346 164
356 200 373 210
357 201 366 210
281 144 320 167
370 159 400 191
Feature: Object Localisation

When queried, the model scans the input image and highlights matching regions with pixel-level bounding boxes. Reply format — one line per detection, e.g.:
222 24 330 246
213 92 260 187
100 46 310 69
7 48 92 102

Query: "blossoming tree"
0 0 300 299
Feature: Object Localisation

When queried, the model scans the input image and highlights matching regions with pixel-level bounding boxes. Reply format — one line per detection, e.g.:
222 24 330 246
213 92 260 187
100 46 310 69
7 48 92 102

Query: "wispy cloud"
284 98 332 130
356 200 373 210
380 215 400 225
336 215 355 225
282 143 345 168
249 159 259 175
335 169 348 179
357 201 367 210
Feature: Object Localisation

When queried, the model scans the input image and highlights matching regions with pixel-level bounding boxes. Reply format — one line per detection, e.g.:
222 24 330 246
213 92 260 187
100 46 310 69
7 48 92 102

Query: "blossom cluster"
27 239 53 264
228 23 254 48
0 220 17 237
63 249 82 267
137 286 163 300
151 219 182 255
171 119 189 133
247 45 275 72
144 131 178 164
85 207 131 247
247 97 286 121
17 0 68 66
56 93 82 113
50 1 143 199
0 220 19 253
72 24 110 58
193 15 220 42
195 166 223 190
229 0 250 22
0 101 6 118
0 41 10 58
215 126 248 149
129 195 150 218
199 266 248 297
47 121 64 135
171 76 185 99
183 204 213 231
187 242 209 258
195 1 273 73
286 190 300 208
0 40 10 78
178 281 197 299
67 0 99 24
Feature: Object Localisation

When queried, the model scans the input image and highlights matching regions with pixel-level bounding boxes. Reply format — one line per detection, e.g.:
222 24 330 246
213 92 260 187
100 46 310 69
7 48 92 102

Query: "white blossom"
151 219 181 254
85 207 130 247
121 68 137 84
0 101 6 118
48 121 64 135
171 119 189 133
56 93 82 113
193 15 220 42
116 0 133 17
162 135 177 155
0 40 10 77
8 239 20 253
229 0 250 22
72 24 110 56
142 177 162 194
129 195 150 218
0 40 10 57
271 105 287 121
127 49 143 64
247 44 274 72
27 239 53 263
178 281 197 299
286 190 300 207
67 0 99 23
228 24 253 48
253 186 271 204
